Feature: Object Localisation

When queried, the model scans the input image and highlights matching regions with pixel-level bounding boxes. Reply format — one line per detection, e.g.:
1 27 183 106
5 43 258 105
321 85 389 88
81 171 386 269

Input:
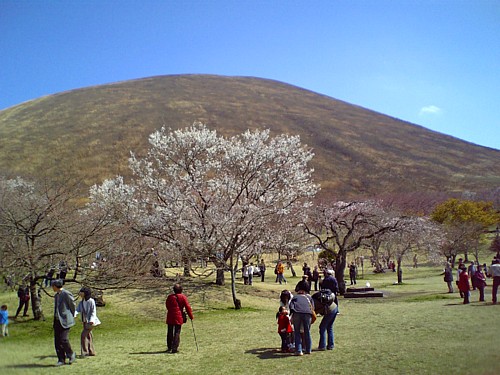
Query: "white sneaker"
55 361 65 366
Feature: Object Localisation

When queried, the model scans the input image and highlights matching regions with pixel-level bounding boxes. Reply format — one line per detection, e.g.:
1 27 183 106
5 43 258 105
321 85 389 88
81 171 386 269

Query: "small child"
277 306 293 353
0 305 9 337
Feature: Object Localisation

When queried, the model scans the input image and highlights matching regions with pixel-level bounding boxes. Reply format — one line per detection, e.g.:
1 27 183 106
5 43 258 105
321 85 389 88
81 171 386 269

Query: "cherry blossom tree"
88 124 318 308
383 216 442 283
303 200 402 294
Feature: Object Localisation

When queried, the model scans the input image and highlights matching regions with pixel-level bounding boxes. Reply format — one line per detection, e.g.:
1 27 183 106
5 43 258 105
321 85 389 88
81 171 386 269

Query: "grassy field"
1 264 499 375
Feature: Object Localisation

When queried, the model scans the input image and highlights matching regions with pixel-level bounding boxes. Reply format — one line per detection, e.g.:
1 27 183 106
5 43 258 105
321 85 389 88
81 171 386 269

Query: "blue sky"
1 0 499 149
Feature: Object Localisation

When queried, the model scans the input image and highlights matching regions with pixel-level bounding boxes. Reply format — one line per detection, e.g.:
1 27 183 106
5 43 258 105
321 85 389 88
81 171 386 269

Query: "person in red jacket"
457 264 470 304
277 306 293 353
165 283 194 353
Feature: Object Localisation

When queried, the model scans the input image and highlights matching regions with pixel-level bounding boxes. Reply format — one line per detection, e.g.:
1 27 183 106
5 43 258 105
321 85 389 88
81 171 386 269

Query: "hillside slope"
0 74 498 198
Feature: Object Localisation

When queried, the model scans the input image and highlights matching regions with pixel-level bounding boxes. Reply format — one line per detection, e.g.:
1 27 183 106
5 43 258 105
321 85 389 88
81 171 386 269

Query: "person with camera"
165 283 194 353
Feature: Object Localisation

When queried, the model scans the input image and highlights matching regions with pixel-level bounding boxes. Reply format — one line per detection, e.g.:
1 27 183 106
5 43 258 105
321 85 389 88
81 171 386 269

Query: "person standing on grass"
312 289 338 351
488 258 500 304
248 263 254 285
76 287 101 357
443 262 454 293
457 258 464 298
14 285 30 318
276 261 287 285
289 289 314 356
242 263 249 285
311 266 320 291
165 283 194 353
277 306 293 353
259 259 266 282
349 261 357 285
51 279 76 366
468 261 477 290
0 305 9 337
473 265 487 302
295 275 311 294
457 264 470 304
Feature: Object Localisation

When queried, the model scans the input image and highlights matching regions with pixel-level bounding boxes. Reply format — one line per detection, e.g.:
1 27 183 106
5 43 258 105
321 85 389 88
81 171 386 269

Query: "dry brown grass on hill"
0 74 498 199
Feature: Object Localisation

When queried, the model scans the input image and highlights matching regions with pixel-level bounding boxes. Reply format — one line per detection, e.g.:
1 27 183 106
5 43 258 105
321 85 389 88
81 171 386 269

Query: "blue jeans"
292 313 312 354
318 306 338 349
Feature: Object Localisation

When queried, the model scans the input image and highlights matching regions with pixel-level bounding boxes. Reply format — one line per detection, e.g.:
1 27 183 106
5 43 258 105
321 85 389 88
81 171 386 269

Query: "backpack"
316 289 334 306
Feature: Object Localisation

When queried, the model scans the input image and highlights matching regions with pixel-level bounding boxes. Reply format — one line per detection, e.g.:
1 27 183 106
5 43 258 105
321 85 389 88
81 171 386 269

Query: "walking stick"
191 319 199 352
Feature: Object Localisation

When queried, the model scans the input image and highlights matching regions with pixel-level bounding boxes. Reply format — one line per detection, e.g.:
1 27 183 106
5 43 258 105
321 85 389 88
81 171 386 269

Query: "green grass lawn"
1 265 499 375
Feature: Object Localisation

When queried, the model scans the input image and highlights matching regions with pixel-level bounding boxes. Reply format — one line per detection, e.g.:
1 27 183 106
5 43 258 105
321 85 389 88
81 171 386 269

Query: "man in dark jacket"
14 285 30 318
321 269 339 307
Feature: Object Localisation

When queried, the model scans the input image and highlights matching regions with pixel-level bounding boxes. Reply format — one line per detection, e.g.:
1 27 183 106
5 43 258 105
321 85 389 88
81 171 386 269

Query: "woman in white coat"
76 287 101 357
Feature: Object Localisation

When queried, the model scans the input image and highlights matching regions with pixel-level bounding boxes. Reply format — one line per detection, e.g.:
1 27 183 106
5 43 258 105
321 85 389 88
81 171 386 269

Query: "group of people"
443 257 500 304
50 280 101 366
5 279 195 365
241 259 267 285
276 267 340 356
0 284 32 338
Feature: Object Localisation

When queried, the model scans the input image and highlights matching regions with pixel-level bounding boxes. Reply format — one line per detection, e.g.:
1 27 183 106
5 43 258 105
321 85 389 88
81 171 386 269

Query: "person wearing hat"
51 279 76 366
76 287 101 357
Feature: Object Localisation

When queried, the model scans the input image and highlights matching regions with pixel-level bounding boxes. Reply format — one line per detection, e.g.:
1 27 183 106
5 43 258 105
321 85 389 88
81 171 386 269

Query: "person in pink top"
473 265 487 302
165 283 194 353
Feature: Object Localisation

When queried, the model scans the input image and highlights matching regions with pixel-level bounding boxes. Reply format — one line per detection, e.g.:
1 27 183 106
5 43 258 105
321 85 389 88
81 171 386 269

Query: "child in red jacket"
277 306 293 353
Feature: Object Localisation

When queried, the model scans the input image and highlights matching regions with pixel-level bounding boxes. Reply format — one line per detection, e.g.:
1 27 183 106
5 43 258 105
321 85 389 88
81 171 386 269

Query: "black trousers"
15 298 29 317
167 324 182 352
53 319 74 362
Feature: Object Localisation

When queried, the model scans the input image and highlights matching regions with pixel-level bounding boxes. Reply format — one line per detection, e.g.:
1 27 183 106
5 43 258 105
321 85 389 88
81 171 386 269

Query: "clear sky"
1 0 499 149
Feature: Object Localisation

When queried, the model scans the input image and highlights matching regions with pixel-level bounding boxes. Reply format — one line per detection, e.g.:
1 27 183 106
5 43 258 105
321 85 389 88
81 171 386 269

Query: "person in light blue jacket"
0 304 9 336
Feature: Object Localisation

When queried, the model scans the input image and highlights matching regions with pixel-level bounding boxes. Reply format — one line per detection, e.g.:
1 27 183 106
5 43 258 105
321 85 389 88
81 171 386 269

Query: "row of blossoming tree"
1 124 498 316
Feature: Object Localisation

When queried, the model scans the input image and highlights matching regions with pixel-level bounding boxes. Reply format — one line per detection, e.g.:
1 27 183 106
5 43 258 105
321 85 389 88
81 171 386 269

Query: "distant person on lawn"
488 258 500 304
457 264 470 304
473 265 487 302
443 262 454 293
259 259 266 282
165 283 194 353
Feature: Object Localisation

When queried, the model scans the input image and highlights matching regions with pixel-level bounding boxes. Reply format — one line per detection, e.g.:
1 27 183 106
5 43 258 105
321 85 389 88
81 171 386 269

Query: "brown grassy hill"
0 74 498 199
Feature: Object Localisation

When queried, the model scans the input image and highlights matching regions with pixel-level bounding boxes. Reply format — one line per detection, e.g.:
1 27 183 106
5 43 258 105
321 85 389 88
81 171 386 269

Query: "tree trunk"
230 256 241 309
287 261 296 277
182 256 191 277
397 258 403 284
215 268 225 286
336 251 347 295
29 281 45 321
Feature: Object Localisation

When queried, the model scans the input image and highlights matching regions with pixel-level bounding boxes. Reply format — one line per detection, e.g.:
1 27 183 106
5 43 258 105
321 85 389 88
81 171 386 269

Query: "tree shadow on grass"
130 350 169 355
245 347 291 360
5 363 56 369
5 356 58 369
445 301 497 307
